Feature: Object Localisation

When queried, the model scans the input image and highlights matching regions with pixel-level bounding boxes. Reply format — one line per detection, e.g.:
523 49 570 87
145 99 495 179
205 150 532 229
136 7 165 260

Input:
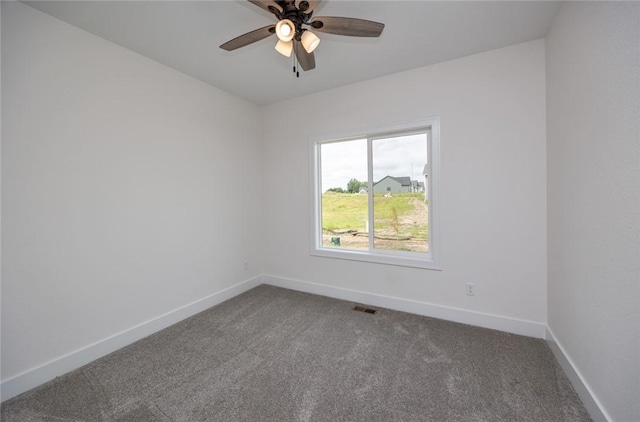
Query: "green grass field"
321 192 368 231
321 192 429 251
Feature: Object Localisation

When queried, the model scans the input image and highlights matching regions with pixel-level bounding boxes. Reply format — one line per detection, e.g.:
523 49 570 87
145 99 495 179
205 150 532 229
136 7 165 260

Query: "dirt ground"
322 198 429 253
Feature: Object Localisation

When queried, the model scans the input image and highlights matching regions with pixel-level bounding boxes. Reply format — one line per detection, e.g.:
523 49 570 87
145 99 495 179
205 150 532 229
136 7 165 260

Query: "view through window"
317 129 431 257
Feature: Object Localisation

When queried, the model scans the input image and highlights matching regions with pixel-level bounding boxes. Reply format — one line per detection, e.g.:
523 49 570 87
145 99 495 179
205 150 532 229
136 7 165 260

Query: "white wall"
262 40 548 328
1 1 263 393
546 2 640 421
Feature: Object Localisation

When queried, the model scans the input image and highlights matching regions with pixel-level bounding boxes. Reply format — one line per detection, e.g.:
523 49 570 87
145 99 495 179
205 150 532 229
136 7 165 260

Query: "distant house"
373 176 413 193
423 164 429 202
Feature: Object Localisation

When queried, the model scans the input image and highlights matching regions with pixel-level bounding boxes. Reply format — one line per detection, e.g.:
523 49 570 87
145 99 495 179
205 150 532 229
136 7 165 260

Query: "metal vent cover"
353 305 377 315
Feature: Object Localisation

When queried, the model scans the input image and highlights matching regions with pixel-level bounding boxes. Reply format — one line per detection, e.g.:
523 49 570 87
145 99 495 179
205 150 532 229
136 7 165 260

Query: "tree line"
326 178 367 194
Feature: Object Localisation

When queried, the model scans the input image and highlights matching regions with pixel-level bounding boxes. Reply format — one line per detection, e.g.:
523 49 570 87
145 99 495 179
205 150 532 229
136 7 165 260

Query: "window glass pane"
371 133 429 253
319 139 369 250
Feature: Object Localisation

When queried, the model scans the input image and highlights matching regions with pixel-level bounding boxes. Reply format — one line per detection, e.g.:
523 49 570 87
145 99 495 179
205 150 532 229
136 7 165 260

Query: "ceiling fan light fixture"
275 39 293 57
275 19 295 42
221 1 386 74
301 30 320 53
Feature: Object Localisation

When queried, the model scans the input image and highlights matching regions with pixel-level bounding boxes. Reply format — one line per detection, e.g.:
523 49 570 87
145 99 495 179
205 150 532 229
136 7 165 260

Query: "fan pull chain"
292 53 300 78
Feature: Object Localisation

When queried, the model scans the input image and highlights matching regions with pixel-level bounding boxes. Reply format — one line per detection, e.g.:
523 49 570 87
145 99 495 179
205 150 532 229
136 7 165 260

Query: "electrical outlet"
243 261 249 272
465 283 475 296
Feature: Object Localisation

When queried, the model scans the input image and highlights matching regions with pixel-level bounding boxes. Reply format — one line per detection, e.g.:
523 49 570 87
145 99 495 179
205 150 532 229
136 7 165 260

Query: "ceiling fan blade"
247 0 283 14
310 16 385 37
295 0 321 14
220 25 276 51
294 40 316 71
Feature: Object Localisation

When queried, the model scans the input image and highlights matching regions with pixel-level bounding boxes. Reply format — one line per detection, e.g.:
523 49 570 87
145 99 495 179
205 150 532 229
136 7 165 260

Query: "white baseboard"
545 326 610 422
1 276 262 402
260 274 547 339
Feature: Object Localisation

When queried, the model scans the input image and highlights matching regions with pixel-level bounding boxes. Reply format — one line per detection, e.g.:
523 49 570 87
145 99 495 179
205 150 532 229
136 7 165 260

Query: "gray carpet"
1 285 591 421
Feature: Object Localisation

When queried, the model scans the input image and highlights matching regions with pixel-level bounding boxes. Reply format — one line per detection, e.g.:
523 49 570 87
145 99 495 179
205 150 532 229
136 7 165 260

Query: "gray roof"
374 176 412 186
393 176 411 186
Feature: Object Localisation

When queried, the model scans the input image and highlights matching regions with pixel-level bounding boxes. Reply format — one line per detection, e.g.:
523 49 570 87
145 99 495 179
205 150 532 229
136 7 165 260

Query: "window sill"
311 247 441 270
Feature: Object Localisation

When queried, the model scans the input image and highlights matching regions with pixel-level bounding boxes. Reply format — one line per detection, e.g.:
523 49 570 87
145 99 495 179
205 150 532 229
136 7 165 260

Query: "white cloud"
372 134 427 182
320 139 367 190
320 134 427 191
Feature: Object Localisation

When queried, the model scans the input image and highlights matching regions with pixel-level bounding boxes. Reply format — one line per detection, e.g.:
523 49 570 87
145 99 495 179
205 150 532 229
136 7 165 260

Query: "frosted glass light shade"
275 19 295 42
301 30 320 53
275 40 293 57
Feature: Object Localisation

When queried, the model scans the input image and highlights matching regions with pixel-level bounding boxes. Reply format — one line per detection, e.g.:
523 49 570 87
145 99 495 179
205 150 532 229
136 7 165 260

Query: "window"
310 119 440 269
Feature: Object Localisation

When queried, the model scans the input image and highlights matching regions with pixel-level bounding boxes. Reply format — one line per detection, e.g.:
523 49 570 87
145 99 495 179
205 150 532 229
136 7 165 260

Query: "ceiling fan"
220 0 385 75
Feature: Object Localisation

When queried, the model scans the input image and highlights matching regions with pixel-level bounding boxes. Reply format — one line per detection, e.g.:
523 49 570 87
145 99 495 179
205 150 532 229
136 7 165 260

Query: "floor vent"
353 305 377 315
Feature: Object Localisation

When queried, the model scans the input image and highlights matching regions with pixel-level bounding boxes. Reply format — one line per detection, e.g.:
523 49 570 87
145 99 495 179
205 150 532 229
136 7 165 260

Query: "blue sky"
320 134 427 192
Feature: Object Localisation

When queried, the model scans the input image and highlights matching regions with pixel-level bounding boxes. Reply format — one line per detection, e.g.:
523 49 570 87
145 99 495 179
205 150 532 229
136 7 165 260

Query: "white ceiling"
25 1 562 105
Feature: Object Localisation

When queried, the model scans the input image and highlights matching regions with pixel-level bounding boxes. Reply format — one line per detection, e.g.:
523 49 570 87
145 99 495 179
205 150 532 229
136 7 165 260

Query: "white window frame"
309 118 441 270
